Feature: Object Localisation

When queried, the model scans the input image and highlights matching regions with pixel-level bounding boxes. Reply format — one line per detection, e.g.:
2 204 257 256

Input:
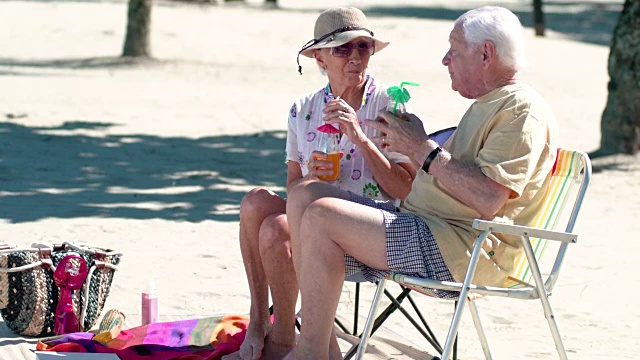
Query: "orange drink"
317 152 341 181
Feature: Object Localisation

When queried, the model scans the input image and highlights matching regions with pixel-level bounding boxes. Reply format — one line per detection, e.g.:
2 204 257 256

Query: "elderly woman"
223 7 416 360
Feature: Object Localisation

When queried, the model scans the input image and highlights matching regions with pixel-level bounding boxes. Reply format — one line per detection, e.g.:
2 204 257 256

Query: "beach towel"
36 315 249 360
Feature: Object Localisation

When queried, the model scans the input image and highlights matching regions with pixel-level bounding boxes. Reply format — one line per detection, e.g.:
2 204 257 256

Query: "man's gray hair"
455 6 527 70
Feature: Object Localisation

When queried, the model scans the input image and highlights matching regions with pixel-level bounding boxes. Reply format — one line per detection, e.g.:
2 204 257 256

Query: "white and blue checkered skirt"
345 193 458 298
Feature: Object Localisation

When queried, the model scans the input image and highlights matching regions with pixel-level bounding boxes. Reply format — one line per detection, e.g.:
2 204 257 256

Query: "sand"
1 0 637 358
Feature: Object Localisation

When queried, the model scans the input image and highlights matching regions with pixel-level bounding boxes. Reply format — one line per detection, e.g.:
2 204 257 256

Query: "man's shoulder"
492 83 553 115
494 84 557 134
504 83 550 103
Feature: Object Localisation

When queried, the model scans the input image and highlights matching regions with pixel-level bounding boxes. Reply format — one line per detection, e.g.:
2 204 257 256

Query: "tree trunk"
533 0 545 36
598 0 640 155
122 0 152 57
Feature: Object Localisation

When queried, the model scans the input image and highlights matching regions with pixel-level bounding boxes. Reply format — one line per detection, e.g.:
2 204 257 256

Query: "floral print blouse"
285 76 410 201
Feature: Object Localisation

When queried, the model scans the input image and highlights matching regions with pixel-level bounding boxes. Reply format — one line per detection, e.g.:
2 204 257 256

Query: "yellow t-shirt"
400 83 559 286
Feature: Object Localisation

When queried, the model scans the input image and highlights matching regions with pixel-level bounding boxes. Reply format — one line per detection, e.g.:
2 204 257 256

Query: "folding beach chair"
340 127 458 358
353 149 592 360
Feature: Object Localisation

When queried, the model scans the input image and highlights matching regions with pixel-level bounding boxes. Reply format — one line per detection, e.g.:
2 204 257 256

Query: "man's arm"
426 144 512 219
367 112 512 219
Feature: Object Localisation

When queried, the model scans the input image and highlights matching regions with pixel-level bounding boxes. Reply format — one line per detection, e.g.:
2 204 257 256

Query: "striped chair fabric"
505 148 585 288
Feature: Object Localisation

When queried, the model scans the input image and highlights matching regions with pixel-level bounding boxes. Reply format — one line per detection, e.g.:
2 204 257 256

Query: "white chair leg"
354 278 387 360
539 293 569 360
522 237 569 360
440 298 465 360
441 230 489 360
468 300 493 360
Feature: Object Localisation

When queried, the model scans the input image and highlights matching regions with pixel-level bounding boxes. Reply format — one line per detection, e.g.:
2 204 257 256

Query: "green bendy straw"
386 81 420 116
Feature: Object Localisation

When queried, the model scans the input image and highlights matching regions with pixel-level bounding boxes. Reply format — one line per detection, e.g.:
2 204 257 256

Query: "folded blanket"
36 315 249 360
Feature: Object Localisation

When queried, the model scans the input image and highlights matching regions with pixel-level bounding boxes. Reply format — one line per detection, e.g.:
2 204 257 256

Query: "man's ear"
482 40 497 69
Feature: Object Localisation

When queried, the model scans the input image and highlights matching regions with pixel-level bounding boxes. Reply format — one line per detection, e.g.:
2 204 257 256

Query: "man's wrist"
422 146 443 174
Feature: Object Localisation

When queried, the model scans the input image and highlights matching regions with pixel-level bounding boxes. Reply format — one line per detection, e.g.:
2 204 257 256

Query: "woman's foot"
223 323 270 360
262 334 295 360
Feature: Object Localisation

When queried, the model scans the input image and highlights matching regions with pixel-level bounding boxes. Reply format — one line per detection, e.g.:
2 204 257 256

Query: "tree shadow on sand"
364 2 621 46
589 152 640 173
0 56 164 77
0 121 287 223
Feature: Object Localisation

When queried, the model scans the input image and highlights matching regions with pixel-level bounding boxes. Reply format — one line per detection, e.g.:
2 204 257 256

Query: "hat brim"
300 30 389 58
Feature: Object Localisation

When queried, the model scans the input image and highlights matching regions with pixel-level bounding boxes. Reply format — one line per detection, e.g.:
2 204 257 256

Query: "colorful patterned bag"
0 242 122 337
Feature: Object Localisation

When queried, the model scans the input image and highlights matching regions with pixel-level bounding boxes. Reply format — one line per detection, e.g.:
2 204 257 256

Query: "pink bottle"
141 278 159 325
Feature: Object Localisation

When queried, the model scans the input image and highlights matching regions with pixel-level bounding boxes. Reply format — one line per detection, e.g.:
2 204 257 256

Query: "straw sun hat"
296 7 389 74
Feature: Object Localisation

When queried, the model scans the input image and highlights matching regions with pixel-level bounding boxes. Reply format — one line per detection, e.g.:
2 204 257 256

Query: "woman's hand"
306 150 339 180
322 99 367 145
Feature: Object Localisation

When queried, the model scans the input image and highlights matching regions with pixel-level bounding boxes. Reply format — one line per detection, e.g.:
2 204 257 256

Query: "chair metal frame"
341 281 448 360
354 150 592 360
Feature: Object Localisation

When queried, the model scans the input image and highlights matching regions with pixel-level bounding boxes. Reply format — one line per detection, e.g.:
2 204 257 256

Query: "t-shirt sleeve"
285 101 301 165
476 110 548 197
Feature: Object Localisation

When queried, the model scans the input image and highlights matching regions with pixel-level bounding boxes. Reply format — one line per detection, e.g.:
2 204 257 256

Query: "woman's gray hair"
455 6 527 70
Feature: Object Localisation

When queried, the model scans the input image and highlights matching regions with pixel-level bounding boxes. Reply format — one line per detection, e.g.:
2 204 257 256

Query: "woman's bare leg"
223 187 286 360
259 214 298 359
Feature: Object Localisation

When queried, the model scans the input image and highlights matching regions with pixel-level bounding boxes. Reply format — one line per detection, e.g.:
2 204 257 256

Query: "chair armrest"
472 219 577 243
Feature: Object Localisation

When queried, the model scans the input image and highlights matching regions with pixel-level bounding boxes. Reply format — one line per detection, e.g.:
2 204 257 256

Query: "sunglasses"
330 40 376 58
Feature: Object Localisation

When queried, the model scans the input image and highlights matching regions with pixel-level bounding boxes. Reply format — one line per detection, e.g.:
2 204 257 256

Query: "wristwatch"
422 146 443 174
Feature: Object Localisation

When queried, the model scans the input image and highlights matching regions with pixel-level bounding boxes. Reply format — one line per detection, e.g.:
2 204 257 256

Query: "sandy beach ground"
1 0 638 358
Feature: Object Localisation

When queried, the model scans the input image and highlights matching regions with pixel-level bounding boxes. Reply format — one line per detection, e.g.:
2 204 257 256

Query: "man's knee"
258 214 290 255
300 198 335 236
287 180 328 210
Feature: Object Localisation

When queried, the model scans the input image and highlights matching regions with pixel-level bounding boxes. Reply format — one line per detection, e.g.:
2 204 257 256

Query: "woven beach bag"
0 241 122 337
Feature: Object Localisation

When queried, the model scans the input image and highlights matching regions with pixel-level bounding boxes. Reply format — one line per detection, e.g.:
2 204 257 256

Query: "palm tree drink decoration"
386 81 420 118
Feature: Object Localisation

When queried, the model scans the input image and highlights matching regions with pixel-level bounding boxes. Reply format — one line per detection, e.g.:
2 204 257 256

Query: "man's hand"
365 111 433 167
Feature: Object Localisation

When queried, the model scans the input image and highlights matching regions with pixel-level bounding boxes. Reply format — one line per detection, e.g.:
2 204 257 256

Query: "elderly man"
283 6 559 359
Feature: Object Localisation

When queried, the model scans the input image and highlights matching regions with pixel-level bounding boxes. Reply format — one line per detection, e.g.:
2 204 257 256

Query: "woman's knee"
258 214 291 256
240 187 284 221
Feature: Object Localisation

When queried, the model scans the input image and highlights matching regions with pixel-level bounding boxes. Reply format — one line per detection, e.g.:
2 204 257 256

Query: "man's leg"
285 183 389 359
223 187 287 360
258 214 298 359
286 180 350 284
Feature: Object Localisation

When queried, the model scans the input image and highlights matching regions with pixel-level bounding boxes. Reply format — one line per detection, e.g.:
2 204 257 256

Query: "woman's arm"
323 99 416 200
286 161 304 193
353 137 416 199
